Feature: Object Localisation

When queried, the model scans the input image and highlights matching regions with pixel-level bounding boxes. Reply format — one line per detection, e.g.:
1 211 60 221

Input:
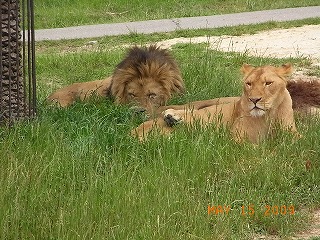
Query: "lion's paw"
163 109 183 127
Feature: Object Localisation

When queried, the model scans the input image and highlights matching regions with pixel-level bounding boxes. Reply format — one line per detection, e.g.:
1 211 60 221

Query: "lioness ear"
277 63 293 77
241 64 255 77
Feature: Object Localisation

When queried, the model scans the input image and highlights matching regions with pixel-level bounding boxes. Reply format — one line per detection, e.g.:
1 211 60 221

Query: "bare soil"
159 25 320 61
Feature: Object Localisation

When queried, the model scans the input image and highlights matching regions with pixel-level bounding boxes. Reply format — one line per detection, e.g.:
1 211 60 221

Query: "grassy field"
34 0 320 29
2 40 320 239
1 2 320 239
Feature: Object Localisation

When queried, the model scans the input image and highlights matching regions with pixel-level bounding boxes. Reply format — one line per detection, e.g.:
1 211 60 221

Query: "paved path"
35 6 320 41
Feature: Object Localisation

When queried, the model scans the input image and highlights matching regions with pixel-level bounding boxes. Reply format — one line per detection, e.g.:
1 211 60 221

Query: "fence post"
0 0 36 126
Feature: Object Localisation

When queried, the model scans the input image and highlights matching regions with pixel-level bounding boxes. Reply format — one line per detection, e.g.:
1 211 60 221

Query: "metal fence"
0 0 36 126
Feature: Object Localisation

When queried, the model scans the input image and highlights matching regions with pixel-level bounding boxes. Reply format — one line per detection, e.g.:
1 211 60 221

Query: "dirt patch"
293 209 320 240
252 210 320 240
159 25 320 62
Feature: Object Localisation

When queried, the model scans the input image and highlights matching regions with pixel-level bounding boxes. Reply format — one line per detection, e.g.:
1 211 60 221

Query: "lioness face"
124 79 169 112
241 64 292 117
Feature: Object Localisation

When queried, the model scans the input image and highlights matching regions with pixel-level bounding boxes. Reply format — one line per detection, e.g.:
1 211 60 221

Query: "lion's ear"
241 64 255 77
277 63 293 77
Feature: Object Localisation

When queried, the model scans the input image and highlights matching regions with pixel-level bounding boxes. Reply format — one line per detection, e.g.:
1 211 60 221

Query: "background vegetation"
34 0 320 29
1 1 320 239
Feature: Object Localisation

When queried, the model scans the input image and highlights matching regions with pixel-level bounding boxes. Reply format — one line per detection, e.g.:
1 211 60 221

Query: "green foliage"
34 0 320 29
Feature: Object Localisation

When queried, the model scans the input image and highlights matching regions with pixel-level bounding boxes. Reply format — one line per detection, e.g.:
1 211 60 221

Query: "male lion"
47 45 185 112
132 63 299 143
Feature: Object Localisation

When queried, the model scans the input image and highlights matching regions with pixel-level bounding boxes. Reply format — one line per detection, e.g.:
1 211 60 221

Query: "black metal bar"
15 0 21 119
22 0 27 116
27 0 36 118
29 0 36 118
26 0 32 117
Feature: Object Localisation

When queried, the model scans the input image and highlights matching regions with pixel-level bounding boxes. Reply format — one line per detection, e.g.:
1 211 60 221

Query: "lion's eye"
148 93 157 99
128 93 136 98
246 82 252 87
265 81 273 86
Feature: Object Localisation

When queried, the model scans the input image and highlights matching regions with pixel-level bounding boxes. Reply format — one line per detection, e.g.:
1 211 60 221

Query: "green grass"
1 40 320 239
34 0 320 29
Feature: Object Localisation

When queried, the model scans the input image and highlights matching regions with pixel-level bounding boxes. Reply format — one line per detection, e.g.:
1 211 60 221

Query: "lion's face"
110 45 184 113
123 78 169 111
241 64 293 117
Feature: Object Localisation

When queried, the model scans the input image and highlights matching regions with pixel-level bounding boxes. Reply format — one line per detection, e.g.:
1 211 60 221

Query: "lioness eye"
265 81 273 86
128 93 136 98
246 82 252 87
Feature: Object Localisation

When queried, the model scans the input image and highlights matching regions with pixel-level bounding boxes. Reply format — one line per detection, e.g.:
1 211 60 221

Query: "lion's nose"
131 106 147 113
249 97 262 104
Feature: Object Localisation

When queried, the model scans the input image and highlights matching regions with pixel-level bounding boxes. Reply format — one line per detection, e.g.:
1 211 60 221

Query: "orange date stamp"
207 204 295 216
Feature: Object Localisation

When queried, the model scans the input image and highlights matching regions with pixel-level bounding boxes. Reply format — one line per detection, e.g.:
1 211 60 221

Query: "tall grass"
1 43 320 239
34 0 320 29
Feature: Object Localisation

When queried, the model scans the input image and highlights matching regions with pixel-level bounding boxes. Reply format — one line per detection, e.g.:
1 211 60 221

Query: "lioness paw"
163 109 183 127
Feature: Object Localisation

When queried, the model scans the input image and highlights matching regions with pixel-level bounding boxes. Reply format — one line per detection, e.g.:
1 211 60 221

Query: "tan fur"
133 64 299 143
47 78 112 107
47 45 184 112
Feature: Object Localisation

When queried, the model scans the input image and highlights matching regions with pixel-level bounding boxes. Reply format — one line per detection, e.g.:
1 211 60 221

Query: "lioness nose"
249 97 262 104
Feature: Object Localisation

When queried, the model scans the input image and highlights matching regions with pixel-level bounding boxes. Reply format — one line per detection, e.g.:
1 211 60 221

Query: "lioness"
132 63 298 143
47 45 185 112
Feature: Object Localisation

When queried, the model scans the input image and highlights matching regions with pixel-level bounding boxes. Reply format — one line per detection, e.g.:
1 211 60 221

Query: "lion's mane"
109 45 185 105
